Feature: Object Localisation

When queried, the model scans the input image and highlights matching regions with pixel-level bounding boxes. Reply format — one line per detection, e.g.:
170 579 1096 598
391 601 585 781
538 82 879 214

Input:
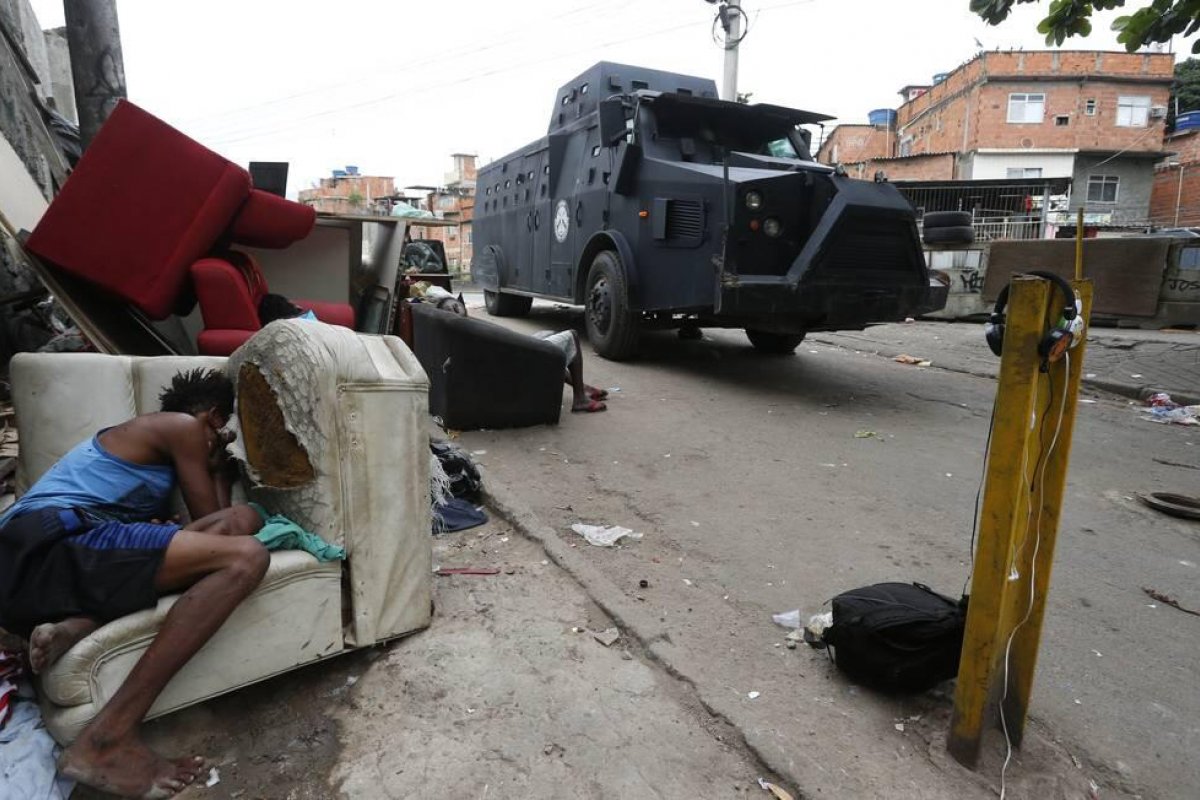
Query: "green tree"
1169 58 1200 128
971 0 1200 53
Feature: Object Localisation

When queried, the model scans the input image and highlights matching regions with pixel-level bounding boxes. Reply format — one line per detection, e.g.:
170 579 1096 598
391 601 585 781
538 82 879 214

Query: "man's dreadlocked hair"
159 368 234 419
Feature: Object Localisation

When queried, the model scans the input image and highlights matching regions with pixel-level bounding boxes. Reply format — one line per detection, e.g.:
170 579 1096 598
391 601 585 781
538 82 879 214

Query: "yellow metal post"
1075 207 1085 281
948 276 1093 766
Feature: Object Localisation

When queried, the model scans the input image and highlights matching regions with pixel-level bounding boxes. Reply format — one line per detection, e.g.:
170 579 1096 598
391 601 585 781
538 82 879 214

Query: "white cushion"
40 551 342 744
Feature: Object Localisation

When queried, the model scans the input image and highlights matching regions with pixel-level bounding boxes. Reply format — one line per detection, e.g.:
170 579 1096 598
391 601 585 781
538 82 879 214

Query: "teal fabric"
249 503 345 562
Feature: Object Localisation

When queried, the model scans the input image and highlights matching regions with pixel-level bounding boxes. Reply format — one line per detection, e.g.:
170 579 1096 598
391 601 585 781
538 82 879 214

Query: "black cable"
963 401 998 597
711 3 750 49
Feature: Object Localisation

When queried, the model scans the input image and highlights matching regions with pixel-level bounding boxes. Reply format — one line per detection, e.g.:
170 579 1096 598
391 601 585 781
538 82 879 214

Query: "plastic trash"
570 523 643 547
772 610 802 628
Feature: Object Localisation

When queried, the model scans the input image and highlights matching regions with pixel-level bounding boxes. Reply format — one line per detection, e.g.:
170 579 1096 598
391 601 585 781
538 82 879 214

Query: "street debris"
894 723 905 732
639 579 649 588
771 610 801 628
757 778 795 800
435 567 500 576
570 523 643 547
785 631 802 649
206 768 220 788
747 691 760 699
592 628 620 647
1138 393 1200 426
1137 492 1200 521
543 743 565 758
1141 587 1200 617
854 429 883 440
893 354 931 367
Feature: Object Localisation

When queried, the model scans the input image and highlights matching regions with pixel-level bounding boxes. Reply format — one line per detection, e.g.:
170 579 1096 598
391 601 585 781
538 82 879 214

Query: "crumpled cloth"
0 662 74 799
433 497 488 534
249 503 346 562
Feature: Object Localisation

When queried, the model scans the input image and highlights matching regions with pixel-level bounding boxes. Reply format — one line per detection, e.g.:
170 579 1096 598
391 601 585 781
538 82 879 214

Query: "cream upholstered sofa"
9 320 432 744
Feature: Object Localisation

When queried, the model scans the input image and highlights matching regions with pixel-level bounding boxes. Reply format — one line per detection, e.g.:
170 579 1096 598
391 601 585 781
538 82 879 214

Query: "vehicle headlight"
745 191 763 211
763 217 783 238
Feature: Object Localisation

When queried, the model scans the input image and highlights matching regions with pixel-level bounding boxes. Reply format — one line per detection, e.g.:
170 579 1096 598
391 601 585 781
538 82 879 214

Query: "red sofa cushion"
230 190 316 248
26 100 253 320
300 300 356 329
192 257 264 332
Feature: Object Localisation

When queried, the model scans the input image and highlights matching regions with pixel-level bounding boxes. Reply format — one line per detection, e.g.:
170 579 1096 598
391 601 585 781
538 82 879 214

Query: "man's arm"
168 419 226 521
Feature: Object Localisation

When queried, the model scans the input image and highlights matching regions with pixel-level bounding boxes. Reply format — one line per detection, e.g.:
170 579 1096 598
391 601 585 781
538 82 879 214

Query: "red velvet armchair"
192 251 355 356
24 99 355 354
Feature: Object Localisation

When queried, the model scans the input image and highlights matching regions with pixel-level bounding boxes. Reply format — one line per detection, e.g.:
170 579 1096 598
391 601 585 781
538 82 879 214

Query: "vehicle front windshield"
648 99 809 163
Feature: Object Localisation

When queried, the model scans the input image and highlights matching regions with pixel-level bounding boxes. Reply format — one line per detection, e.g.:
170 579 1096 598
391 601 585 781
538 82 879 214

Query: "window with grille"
1087 175 1119 203
1117 96 1150 127
1007 93 1045 123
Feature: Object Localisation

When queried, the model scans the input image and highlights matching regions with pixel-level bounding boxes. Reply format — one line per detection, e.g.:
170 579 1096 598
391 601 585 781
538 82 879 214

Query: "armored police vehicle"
472 62 947 360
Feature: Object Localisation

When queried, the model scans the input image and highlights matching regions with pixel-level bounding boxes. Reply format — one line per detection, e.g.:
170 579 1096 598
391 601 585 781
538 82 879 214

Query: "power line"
179 0 621 131
204 0 819 147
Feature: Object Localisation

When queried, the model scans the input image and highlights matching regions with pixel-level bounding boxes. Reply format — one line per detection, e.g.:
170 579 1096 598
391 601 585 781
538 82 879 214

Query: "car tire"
584 251 640 360
483 290 532 317
745 329 806 354
923 225 976 245
922 211 972 229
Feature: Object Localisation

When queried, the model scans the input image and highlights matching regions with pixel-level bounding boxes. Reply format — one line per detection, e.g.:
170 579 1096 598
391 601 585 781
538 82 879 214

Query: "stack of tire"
921 211 975 246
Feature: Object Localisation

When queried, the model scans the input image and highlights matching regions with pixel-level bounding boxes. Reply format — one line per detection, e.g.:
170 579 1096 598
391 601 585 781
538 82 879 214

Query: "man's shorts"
532 330 577 368
0 508 179 637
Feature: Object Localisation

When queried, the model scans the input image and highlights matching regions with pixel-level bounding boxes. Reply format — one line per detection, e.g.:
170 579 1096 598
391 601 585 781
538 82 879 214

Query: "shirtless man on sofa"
0 369 267 798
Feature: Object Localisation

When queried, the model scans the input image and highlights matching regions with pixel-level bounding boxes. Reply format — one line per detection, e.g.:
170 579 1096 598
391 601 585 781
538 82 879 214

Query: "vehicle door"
512 150 544 294
545 128 591 297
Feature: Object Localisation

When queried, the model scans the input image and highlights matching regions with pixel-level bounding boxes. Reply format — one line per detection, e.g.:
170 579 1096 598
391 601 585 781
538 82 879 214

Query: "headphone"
984 270 1084 365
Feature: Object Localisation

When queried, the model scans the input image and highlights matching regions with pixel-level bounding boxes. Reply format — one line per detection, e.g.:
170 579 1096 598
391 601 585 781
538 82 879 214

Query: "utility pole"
721 1 743 102
63 0 127 150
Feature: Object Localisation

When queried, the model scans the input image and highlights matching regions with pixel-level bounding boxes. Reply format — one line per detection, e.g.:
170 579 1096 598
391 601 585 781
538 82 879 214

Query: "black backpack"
821 582 968 693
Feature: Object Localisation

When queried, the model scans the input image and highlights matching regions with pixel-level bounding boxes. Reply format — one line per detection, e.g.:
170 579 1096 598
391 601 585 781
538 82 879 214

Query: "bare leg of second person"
58 531 269 798
567 332 605 413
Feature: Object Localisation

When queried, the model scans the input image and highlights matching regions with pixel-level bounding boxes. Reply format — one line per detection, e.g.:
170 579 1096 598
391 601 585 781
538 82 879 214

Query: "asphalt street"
459 300 1199 800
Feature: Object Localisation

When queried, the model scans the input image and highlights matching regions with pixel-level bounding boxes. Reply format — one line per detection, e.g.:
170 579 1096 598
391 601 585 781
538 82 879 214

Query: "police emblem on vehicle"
553 200 570 243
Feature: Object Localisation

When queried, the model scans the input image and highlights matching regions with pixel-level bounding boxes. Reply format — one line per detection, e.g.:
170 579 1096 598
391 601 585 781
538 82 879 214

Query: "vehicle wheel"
584 251 640 360
745 329 806 354
922 211 972 229
484 290 533 317
923 225 976 245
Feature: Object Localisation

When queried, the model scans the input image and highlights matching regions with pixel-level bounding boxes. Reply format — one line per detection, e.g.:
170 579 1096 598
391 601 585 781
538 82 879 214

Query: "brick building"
298 167 396 215
815 124 892 169
407 154 477 273
820 51 1174 225
1150 124 1200 227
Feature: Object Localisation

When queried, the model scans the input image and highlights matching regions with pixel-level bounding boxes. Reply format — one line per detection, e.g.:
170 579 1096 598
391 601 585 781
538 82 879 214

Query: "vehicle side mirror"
598 100 626 147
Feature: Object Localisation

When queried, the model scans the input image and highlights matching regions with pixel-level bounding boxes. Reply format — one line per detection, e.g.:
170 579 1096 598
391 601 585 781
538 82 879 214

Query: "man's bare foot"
59 733 206 799
29 617 97 673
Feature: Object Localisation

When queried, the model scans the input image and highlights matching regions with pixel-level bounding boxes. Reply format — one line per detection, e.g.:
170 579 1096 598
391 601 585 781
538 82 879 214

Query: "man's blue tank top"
0 432 176 526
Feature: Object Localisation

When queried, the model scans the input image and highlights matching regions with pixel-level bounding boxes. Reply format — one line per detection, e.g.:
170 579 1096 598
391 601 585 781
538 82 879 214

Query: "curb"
482 479 801 796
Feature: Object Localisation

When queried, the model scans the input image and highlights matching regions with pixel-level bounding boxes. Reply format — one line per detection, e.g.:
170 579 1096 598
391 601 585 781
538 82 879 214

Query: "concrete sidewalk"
810 322 1200 406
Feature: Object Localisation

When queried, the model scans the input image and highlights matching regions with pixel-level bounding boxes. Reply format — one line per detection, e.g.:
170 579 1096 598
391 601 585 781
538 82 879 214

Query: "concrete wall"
43 27 76 122
969 151 1077 180
1071 154 1157 222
